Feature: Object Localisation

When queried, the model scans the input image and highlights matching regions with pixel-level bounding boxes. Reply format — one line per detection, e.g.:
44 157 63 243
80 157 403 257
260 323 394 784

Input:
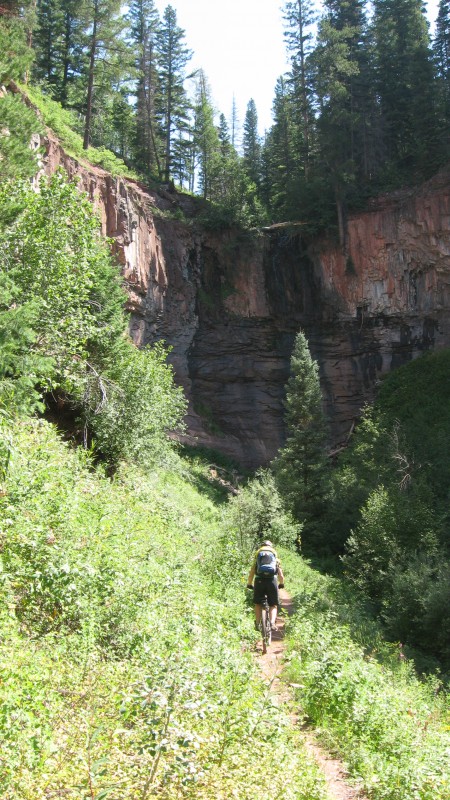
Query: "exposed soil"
255 588 368 800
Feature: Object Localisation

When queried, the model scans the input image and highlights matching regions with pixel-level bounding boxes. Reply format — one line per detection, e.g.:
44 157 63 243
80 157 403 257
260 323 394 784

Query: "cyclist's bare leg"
254 604 262 626
269 605 278 627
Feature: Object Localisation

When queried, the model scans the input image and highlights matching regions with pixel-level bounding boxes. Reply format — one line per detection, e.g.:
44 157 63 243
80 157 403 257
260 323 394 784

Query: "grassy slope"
23 85 139 179
0 417 325 800
3 418 449 800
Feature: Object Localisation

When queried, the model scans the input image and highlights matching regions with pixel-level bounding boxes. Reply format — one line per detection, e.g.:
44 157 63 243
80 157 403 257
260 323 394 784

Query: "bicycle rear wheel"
261 601 271 653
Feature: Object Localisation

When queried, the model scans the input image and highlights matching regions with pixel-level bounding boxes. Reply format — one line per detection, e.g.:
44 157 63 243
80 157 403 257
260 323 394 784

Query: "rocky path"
255 588 368 800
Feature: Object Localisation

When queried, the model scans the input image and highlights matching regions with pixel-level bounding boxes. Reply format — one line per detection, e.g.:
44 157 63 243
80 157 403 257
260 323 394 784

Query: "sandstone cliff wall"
42 133 450 466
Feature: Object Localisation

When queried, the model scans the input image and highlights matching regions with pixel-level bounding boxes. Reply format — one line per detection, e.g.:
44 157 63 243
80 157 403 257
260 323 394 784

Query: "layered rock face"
42 135 450 466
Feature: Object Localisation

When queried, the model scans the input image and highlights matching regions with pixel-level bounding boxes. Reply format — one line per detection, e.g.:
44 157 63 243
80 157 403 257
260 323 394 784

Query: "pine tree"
242 98 262 188
274 330 329 541
218 113 231 154
434 0 450 147
0 1 34 84
311 0 370 244
33 0 64 91
128 0 162 176
192 70 220 199
0 4 41 178
372 0 439 182
33 0 87 105
156 5 192 182
230 94 239 149
263 76 296 219
81 0 129 149
282 0 316 176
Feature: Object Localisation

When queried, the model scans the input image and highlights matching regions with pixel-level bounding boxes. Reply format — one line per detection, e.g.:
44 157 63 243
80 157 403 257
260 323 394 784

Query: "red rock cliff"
41 133 450 466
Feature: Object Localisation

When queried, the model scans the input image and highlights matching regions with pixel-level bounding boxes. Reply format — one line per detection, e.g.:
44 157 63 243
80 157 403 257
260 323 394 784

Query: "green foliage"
0 273 53 415
24 85 138 176
0 93 43 179
282 550 450 800
343 483 439 599
0 14 34 84
0 172 186 465
0 172 126 377
375 349 450 509
274 330 329 548
221 468 301 561
324 350 450 662
84 341 187 465
0 415 326 799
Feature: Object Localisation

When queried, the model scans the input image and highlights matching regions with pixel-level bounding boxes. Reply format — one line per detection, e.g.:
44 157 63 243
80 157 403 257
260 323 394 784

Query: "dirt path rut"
255 588 368 800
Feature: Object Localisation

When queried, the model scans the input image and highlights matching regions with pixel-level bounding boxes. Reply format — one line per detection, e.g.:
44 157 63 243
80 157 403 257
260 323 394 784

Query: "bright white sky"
154 0 441 137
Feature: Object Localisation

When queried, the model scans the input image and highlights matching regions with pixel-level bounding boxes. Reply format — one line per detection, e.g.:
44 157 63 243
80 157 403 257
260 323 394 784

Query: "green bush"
220 468 301 559
0 172 185 465
0 274 53 415
84 340 187 466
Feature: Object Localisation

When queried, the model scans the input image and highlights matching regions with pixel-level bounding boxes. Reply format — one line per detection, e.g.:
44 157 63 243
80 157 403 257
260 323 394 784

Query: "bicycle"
260 592 272 654
247 579 284 653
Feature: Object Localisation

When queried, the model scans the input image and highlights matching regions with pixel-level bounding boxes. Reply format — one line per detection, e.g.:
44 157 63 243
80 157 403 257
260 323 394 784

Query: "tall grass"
281 549 450 800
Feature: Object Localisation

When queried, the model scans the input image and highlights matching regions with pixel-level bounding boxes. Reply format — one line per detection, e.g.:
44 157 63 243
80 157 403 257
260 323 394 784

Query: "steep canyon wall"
42 134 450 466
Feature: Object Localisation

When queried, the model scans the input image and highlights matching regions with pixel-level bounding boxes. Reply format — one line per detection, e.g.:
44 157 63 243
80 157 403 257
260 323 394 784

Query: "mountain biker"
247 540 285 632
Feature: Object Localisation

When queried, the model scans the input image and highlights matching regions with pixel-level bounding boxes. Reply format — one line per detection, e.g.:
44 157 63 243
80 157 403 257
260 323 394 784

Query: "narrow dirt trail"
255 588 368 800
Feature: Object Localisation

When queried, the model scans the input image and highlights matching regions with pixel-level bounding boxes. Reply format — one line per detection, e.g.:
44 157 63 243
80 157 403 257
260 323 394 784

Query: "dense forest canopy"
3 0 450 231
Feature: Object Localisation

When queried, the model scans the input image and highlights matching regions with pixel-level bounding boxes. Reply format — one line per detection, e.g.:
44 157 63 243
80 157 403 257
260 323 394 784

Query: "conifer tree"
434 0 450 142
230 94 239 148
218 113 231 154
242 98 262 188
372 0 439 182
81 0 129 149
282 0 316 176
264 76 296 219
274 330 329 541
33 0 88 105
192 70 220 199
156 4 192 182
33 0 64 92
128 0 162 176
0 4 41 178
311 0 369 244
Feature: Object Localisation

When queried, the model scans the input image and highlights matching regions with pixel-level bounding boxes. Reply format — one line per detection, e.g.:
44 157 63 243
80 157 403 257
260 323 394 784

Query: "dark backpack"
256 548 277 577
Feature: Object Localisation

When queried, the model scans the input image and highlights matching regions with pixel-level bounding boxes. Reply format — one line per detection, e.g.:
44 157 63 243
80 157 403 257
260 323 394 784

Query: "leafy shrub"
381 556 450 662
83 340 187 465
0 274 53 415
343 482 439 602
221 469 301 554
0 172 186 465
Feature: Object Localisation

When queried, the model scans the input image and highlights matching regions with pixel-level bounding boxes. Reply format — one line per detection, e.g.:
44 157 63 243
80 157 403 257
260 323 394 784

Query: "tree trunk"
164 78 172 182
